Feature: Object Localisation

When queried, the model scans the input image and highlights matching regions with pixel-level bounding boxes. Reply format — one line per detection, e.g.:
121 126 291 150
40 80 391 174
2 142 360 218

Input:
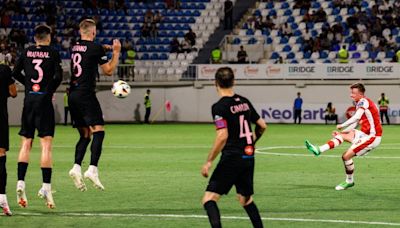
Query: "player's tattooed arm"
11 54 25 85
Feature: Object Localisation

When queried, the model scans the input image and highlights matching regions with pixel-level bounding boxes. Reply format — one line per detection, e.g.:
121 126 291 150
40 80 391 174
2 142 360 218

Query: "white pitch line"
16 212 400 226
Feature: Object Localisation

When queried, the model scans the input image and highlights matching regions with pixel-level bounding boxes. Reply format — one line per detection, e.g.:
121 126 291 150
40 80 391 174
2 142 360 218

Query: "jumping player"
12 25 62 208
201 67 267 228
68 18 120 191
306 83 382 190
0 63 17 215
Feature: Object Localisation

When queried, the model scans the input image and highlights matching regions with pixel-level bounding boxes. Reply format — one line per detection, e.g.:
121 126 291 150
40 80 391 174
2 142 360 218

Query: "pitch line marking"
16 212 400 226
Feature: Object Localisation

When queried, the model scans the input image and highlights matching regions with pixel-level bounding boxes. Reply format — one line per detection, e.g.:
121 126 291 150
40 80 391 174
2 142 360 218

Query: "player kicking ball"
305 83 382 190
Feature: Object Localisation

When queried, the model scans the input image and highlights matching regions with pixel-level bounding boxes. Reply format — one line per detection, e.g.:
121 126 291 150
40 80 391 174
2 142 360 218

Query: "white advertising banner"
197 63 400 80
255 103 400 124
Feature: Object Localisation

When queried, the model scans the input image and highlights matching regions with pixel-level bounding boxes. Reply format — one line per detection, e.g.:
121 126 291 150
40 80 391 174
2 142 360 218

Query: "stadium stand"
227 0 400 64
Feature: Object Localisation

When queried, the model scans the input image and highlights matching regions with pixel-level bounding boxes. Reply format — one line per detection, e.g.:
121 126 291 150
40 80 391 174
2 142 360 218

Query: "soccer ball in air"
111 80 131 98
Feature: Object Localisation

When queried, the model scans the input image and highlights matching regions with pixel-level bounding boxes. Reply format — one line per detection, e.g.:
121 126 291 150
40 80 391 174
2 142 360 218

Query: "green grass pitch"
1 124 399 227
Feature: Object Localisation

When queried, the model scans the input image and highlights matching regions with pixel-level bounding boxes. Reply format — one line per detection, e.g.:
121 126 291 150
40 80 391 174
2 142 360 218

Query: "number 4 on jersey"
239 115 253 144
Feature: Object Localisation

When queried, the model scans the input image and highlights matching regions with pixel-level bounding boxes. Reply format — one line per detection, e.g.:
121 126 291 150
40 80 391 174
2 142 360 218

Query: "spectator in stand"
275 56 284 64
184 28 196 46
264 15 275 30
237 45 248 63
115 0 128 14
180 37 192 53
141 23 151 39
281 23 292 38
150 23 158 39
302 10 313 23
0 43 12 65
314 8 327 23
144 10 154 24
386 34 396 51
62 37 71 51
153 10 163 23
224 0 233 30
170 37 180 53
352 29 361 44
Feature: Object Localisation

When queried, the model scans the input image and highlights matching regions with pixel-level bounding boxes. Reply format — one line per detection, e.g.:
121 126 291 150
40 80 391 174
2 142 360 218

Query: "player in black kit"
0 63 17 215
12 25 62 209
68 19 121 191
201 67 267 228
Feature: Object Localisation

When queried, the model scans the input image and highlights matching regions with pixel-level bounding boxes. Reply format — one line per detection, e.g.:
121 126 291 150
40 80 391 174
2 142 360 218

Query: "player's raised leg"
37 136 55 208
335 149 356 190
69 127 90 191
306 131 354 156
84 125 105 190
16 137 32 208
0 149 11 216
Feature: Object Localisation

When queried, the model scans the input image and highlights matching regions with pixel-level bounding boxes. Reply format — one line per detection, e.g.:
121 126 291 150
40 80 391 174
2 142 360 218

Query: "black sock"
90 131 105 166
18 162 29 181
0 156 6 194
41 168 52 184
244 202 263 228
204 200 222 228
75 137 91 165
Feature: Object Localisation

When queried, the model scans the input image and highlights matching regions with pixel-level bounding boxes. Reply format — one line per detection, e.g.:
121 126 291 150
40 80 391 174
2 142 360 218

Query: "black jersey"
70 40 108 92
12 45 62 95
212 94 260 158
0 64 13 114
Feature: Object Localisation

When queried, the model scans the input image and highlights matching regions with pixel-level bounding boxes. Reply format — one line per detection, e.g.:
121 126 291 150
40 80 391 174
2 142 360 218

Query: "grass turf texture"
1 124 399 227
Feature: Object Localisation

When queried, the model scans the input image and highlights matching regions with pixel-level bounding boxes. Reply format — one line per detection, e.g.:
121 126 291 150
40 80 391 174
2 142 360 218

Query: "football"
111 80 131 98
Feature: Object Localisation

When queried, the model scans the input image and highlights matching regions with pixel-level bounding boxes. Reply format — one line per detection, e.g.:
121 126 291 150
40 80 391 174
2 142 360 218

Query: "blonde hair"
79 19 96 35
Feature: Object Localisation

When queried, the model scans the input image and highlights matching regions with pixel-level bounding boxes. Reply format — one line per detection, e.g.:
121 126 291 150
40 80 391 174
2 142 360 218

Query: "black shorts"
206 157 255 196
0 109 9 151
19 95 55 139
69 90 104 128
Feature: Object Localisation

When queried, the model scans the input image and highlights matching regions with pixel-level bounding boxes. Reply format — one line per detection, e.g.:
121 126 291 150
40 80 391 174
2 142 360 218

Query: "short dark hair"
34 25 51 41
350 83 365 93
147 89 151 93
215 67 234 88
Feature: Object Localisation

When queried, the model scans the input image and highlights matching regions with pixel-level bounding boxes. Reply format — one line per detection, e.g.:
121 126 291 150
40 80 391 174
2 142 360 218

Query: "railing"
219 35 265 63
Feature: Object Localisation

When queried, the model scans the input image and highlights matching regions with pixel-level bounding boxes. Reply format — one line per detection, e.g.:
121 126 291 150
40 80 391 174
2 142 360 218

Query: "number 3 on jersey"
31 59 43 83
71 53 82 77
239 115 253 144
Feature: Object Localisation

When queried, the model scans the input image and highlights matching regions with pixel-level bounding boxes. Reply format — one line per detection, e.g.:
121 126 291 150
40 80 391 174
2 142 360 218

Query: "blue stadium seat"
331 44 340 51
348 44 357 51
233 38 241 44
281 2 290 9
270 52 280 59
248 38 257 44
351 52 361 59
291 59 299 64
386 51 395 59
319 51 328 59
283 45 292 52
286 52 295 59
323 59 332 63
303 52 312 59
279 37 289 44
246 29 254 35
307 59 315 63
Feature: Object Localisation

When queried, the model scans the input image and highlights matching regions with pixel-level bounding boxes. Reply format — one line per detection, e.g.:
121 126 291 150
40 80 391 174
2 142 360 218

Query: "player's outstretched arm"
201 128 228 178
253 118 267 144
101 39 121 76
337 108 364 130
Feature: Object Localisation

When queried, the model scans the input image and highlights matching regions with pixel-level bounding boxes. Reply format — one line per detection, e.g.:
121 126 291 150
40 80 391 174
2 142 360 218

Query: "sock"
0 156 6 194
18 162 29 181
319 134 344 152
72 164 82 173
344 159 354 183
244 201 264 228
90 131 105 166
75 137 91 165
41 167 52 184
42 183 51 191
88 165 97 174
204 200 222 228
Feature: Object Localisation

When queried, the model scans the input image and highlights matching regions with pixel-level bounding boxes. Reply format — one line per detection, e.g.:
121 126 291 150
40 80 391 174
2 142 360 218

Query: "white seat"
311 52 319 60
328 52 337 60
180 61 189 67
177 53 185 60
163 61 171 67
169 53 177 60
203 17 212 24
157 67 166 75
212 17 220 24
198 24 206 31
209 11 217 17
166 68 174 75
186 53 194 61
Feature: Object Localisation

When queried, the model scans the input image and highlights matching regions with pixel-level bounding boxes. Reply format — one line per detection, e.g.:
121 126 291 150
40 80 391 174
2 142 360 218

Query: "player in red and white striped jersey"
306 83 382 190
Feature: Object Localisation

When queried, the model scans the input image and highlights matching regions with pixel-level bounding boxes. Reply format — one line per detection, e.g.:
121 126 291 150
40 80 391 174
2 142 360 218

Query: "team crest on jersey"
357 101 364 107
32 84 40 92
244 145 254 156
101 56 107 60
